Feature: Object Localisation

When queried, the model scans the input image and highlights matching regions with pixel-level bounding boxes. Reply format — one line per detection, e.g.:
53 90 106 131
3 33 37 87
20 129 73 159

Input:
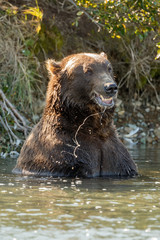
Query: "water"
0 145 160 240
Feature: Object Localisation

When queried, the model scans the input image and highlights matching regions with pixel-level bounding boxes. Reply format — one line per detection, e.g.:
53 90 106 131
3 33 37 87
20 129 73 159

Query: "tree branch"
0 88 30 128
68 0 104 31
0 88 32 146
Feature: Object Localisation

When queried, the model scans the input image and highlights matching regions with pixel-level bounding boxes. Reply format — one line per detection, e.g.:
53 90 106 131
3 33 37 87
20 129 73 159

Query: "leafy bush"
75 0 159 42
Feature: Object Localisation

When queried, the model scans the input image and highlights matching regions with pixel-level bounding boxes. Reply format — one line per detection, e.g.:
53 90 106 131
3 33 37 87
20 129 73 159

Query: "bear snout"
104 83 118 97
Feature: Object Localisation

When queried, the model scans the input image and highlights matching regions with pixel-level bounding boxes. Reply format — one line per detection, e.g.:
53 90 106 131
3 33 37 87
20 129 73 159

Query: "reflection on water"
0 145 160 240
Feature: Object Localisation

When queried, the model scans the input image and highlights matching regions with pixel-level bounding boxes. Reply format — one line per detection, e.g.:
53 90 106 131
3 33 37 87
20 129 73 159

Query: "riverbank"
116 98 160 145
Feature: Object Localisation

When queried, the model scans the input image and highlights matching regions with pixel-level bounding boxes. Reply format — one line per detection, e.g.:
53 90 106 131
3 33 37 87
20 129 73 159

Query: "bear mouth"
93 92 114 108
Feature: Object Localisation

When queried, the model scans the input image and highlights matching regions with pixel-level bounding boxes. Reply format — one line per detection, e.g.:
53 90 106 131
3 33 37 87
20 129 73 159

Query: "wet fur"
13 53 138 177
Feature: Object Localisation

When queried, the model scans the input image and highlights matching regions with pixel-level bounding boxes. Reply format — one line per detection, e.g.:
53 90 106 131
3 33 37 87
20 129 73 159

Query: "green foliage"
34 23 63 59
0 0 63 116
75 0 160 40
23 0 43 33
21 1 63 59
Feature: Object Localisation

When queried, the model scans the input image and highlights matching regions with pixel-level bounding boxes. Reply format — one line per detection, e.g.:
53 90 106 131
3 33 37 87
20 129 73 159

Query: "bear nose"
104 83 118 97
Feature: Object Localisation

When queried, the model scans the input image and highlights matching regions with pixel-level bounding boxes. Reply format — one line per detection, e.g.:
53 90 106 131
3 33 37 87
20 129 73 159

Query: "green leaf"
155 49 160 60
139 34 144 42
77 11 84 16
156 42 160 48
25 39 35 47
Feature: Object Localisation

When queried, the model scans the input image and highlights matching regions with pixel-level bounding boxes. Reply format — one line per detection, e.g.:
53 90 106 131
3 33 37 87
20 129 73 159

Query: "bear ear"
46 59 61 76
100 52 108 58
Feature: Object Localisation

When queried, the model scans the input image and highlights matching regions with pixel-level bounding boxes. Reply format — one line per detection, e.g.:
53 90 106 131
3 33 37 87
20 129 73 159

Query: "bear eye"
85 68 93 75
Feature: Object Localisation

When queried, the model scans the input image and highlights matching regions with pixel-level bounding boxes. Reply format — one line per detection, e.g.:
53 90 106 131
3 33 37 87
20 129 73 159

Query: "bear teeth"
93 92 114 107
100 95 112 104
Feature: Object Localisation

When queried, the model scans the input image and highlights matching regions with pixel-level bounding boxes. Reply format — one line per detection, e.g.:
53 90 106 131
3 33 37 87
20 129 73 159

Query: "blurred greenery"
75 0 160 57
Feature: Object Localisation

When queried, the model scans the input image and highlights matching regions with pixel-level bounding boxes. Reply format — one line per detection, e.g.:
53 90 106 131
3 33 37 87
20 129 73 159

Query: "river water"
0 145 160 240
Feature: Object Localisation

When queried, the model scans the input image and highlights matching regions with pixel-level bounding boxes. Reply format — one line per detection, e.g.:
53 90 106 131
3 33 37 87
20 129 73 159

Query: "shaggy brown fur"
13 52 138 177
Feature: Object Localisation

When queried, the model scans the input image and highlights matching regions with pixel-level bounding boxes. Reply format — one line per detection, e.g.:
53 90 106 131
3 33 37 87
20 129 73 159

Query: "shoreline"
115 98 160 145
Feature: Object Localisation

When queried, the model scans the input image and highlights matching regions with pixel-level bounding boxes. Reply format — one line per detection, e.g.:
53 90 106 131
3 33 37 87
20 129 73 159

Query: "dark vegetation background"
0 0 160 154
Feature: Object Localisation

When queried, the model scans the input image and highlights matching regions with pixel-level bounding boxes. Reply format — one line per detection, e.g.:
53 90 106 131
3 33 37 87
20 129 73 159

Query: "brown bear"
13 52 138 177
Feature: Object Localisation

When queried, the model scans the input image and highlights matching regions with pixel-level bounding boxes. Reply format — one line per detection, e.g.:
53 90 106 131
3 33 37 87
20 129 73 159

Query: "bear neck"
43 97 115 138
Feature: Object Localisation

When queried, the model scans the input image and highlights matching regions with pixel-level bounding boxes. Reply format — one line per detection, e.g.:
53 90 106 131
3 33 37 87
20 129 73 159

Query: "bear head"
46 52 118 111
